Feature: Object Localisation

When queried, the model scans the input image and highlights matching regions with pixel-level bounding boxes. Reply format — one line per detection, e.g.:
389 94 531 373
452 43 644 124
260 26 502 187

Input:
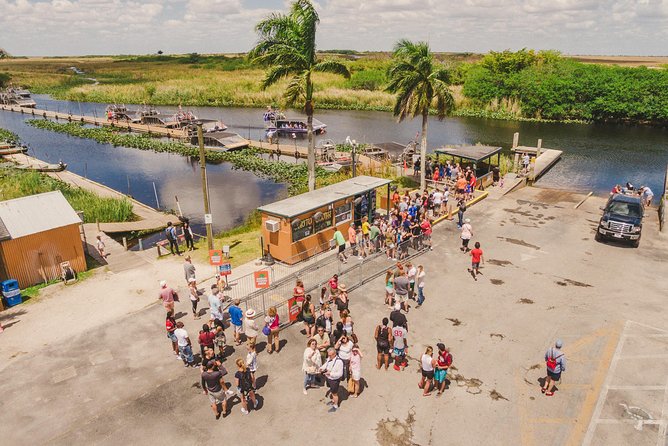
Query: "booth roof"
258 175 392 219
434 145 503 162
0 191 82 241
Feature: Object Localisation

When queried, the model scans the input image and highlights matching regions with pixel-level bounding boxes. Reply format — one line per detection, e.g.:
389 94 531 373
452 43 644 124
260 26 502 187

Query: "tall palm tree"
249 0 350 191
386 40 455 191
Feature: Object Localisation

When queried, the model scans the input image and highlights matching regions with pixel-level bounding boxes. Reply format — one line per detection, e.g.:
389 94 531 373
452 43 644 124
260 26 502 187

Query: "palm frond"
284 72 308 107
313 60 350 78
261 65 295 89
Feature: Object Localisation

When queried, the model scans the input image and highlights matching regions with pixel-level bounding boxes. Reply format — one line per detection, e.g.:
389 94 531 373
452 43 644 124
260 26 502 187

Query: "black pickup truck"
596 193 644 247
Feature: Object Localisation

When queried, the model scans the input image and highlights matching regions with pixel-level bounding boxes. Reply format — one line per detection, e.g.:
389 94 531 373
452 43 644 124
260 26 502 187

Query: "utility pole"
352 139 357 178
197 122 214 250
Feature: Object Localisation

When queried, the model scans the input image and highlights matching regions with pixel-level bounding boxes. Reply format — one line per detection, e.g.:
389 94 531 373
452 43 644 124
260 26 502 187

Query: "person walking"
229 299 244 346
187 278 200 320
469 242 484 281
174 321 195 367
246 342 258 387
165 311 179 358
434 343 452 395
165 221 181 256
207 285 223 323
460 218 473 252
374 317 392 370
349 345 363 398
333 227 348 263
419 346 437 396
457 198 466 228
406 263 417 301
264 306 280 354
235 358 258 414
158 280 176 314
95 234 108 259
301 294 316 337
392 322 408 371
182 221 195 251
320 347 344 413
416 265 426 307
542 340 566 396
303 339 322 395
183 255 196 284
201 360 228 419
243 309 259 346
348 222 358 257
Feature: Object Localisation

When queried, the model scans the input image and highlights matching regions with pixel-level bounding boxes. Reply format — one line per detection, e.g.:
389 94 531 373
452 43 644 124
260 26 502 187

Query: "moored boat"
263 107 326 136
0 87 37 108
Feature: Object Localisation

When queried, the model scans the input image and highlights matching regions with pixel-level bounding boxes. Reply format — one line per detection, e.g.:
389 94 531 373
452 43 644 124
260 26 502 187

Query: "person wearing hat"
434 343 452 395
460 218 473 252
158 280 176 313
188 277 200 320
543 340 567 396
244 309 259 346
335 284 349 319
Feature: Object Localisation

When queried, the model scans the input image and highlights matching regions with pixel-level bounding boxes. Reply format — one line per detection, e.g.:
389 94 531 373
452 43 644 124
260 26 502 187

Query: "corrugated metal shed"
0 191 82 239
0 216 9 241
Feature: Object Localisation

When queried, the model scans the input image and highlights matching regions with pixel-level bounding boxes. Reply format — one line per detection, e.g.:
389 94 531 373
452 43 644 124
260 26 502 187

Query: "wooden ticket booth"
258 176 392 264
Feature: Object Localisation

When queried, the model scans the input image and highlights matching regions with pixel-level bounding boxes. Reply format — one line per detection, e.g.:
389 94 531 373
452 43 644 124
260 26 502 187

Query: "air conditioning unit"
265 219 280 233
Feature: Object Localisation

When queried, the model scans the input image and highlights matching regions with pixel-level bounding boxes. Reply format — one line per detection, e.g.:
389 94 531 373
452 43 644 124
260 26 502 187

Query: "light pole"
351 139 357 178
197 122 214 250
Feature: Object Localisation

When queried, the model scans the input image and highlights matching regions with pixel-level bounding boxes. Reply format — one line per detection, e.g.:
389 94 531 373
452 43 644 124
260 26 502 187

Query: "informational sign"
288 297 300 323
314 208 333 233
218 262 232 276
291 216 313 242
253 270 270 288
204 214 213 224
209 249 224 265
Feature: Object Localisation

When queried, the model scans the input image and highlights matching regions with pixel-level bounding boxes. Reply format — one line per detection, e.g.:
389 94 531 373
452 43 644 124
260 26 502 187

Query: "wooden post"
512 132 519 149
122 237 128 250
537 139 543 157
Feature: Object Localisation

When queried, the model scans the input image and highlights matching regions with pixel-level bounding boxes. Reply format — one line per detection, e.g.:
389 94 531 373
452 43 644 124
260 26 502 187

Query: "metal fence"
228 234 430 326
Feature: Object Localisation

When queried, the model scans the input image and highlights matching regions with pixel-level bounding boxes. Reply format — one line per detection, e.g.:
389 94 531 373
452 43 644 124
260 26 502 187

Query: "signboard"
288 297 300 323
335 202 352 224
209 249 224 265
291 216 314 242
314 208 333 233
218 262 232 276
253 270 270 288
204 213 213 224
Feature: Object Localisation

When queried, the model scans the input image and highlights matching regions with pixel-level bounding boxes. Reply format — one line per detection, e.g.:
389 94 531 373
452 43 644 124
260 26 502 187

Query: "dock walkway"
532 149 563 180
249 139 382 169
83 225 150 273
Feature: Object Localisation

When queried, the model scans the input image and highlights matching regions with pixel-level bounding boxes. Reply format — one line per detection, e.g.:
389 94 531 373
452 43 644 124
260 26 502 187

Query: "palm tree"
386 40 455 191
249 0 350 191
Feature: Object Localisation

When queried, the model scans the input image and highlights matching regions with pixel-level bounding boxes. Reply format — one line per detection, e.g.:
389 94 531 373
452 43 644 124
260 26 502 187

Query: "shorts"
434 368 448 383
547 370 561 381
377 343 390 354
167 332 177 343
393 347 405 357
233 324 243 334
326 377 340 394
207 389 227 404
457 188 465 194
338 244 346 254
472 262 480 269
351 369 361 381
303 316 315 325
239 386 254 397
421 369 434 379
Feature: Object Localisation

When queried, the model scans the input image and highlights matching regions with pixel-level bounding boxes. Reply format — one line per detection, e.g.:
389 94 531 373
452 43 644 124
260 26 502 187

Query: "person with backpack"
434 343 452 396
201 359 229 419
165 221 181 256
542 340 566 396
374 318 392 370
235 358 258 414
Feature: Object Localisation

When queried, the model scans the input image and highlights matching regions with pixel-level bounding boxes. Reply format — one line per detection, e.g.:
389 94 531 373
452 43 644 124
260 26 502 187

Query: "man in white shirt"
174 321 194 367
392 324 408 371
432 190 443 216
319 347 344 412
406 263 417 300
208 285 223 322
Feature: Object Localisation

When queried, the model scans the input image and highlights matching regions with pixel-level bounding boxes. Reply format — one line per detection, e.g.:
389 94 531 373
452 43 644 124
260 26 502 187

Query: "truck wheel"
595 232 602 242
631 239 640 248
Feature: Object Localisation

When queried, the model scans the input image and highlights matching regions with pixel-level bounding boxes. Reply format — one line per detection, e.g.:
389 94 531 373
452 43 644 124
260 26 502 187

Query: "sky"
1 0 667 56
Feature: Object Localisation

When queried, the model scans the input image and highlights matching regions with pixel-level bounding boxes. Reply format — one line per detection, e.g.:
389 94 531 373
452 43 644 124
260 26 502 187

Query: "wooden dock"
249 139 382 169
512 145 563 181
1 152 175 233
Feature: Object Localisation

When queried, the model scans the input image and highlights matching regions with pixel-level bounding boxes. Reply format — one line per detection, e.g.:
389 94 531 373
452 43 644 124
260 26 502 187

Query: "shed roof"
434 145 503 162
258 175 392 218
0 191 82 240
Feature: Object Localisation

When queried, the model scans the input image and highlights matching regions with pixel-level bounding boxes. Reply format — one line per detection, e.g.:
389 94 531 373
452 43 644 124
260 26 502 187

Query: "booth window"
335 202 352 224
314 208 334 233
292 216 313 242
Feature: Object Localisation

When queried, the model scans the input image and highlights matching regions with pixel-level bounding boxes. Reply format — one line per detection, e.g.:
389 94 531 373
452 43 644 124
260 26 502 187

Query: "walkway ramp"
84 225 149 273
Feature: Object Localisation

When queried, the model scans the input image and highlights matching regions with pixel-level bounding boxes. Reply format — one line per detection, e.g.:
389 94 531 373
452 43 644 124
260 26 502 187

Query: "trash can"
1 279 22 307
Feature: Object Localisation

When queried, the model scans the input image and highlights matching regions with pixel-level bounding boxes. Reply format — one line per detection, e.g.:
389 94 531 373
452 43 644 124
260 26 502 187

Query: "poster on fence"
218 263 232 276
253 270 270 289
288 298 300 323
209 250 224 266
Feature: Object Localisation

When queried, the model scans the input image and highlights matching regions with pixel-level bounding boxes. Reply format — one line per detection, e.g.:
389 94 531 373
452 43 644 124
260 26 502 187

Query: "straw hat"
188 277 196 283
160 280 167 288
338 284 347 292
465 218 471 223
246 309 256 318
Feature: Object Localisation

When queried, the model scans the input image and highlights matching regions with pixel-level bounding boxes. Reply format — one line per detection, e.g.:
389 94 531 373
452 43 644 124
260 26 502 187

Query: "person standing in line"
213 323 226 360
303 338 322 395
392 322 408 371
416 265 426 307
335 284 349 319
229 299 244 346
174 321 195 367
198 324 216 358
243 309 259 346
419 346 437 396
208 285 223 323
542 340 566 396
349 345 363 398
348 223 358 257
316 306 334 339
369 222 381 254
460 218 473 252
201 360 228 419
188 278 200 320
158 280 176 314
312 325 331 364
335 334 354 381
182 221 195 251
333 227 348 263
420 217 433 251
434 343 453 396
95 234 108 259
406 262 417 301
264 306 280 354
393 270 410 312
235 358 258 414
246 342 258 387
457 198 467 228
183 255 196 285
165 311 179 358
320 347 344 413
469 242 484 281
165 221 181 256
301 294 316 337
374 317 392 370
384 270 395 308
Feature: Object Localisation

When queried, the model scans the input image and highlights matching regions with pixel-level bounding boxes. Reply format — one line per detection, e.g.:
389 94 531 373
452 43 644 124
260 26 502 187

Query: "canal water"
1 95 666 237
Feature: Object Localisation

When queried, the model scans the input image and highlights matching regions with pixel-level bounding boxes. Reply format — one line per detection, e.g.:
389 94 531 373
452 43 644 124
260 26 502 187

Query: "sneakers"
393 364 401 371
254 400 259 409
328 405 338 413
225 389 235 397
241 408 249 414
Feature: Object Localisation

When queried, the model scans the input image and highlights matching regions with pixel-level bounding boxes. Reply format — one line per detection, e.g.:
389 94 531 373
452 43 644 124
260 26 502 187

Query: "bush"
346 69 386 91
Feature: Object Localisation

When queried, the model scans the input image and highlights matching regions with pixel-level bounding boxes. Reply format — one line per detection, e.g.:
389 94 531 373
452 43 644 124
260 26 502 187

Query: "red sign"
253 270 270 289
288 298 300 323
218 263 232 276
209 250 224 266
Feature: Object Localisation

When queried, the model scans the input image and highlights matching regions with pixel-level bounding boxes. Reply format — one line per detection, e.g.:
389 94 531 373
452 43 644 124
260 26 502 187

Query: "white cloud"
0 0 666 55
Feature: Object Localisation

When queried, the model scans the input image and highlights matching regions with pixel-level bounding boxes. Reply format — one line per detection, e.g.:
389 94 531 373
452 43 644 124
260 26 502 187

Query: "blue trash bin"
1 279 22 307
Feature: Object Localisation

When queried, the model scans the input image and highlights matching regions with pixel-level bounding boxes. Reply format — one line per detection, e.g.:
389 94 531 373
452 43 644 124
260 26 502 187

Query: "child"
468 242 484 281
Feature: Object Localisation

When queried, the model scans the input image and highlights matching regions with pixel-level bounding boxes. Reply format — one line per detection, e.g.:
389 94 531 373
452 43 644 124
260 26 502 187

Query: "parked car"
596 193 644 247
